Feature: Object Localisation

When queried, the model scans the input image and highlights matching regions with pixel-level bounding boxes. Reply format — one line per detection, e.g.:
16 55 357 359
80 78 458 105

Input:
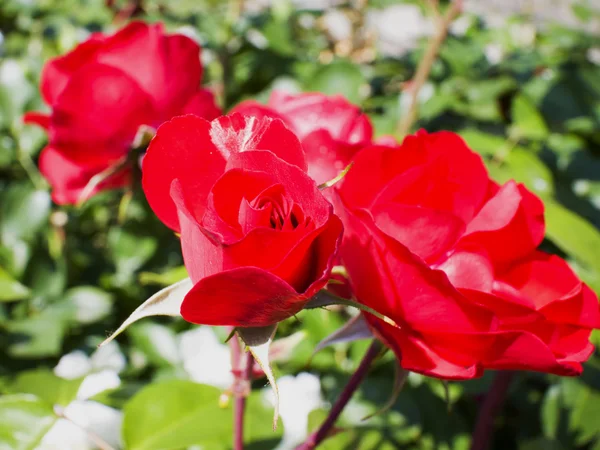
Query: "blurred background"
1 0 600 449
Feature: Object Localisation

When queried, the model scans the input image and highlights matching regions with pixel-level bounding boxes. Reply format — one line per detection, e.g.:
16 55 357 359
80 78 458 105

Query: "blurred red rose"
336 130 600 379
232 90 373 185
24 21 221 204
142 113 342 327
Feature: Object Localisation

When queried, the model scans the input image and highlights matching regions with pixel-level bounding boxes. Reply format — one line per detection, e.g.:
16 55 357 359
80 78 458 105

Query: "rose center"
252 192 306 231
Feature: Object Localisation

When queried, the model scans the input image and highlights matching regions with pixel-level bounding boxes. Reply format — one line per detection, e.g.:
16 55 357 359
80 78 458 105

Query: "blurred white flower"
54 351 92 379
180 326 234 390
399 82 435 116
322 10 352 42
587 48 600 66
292 0 342 10
263 372 323 450
247 29 269 49
510 23 536 47
43 342 125 450
450 15 473 36
77 370 121 400
0 60 24 85
39 401 123 450
484 43 504 65
366 5 433 57
176 25 202 44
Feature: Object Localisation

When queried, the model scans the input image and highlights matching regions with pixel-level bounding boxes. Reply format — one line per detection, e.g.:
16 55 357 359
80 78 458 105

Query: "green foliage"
0 0 600 449
122 380 282 449
0 395 56 450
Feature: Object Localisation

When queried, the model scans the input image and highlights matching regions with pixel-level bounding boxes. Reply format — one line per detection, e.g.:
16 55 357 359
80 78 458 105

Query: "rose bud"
232 91 373 186
336 130 600 379
24 21 221 204
142 113 342 327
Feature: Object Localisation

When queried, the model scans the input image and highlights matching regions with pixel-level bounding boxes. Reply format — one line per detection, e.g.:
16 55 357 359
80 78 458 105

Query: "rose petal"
171 179 224 283
435 247 495 292
267 91 373 145
496 251 600 328
368 318 483 380
340 207 494 334
39 146 130 205
23 112 51 129
230 100 286 123
482 330 586 376
203 168 279 239
393 131 489 222
96 22 202 119
301 130 361 186
372 202 465 262
51 62 156 162
180 88 222 120
337 144 425 210
180 267 304 327
226 150 329 227
40 33 106 104
211 114 307 171
462 181 545 265
143 115 224 232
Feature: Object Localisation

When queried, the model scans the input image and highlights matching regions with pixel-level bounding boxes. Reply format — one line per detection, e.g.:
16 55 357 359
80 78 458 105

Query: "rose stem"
296 340 381 450
396 0 463 138
234 349 254 450
470 371 515 450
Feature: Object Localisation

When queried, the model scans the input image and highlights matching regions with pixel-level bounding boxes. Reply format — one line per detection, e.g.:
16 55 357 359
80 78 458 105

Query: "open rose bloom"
142 113 342 327
336 130 600 379
24 21 220 204
232 91 374 185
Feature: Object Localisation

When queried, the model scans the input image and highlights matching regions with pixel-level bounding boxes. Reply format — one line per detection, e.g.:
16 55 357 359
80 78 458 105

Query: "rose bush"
336 130 600 379
142 113 342 327
24 21 220 204
232 91 373 185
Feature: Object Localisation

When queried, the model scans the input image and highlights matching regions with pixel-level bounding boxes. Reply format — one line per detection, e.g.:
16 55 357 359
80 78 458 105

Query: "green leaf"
541 385 561 439
122 380 231 450
108 227 158 282
139 266 189 287
313 314 372 356
487 149 554 199
99 277 192 347
511 94 549 140
565 380 600 445
128 323 181 367
0 267 29 302
544 201 600 275
306 61 365 104
459 129 505 157
0 185 51 245
520 438 565 450
63 286 112 324
362 362 409 421
11 369 83 407
0 395 56 450
122 380 282 450
24 248 66 299
6 310 69 358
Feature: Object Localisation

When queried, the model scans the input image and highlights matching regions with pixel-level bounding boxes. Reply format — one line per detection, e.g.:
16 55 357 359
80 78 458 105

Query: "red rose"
232 91 373 185
24 21 221 204
336 130 600 379
142 113 342 327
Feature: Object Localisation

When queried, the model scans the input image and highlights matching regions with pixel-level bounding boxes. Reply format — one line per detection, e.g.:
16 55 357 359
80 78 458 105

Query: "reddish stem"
296 340 381 450
470 371 515 450
233 348 254 450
